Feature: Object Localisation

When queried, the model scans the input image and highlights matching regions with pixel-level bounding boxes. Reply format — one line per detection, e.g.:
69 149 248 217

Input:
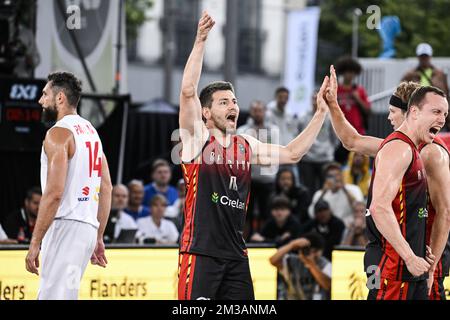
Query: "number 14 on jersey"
85 141 102 177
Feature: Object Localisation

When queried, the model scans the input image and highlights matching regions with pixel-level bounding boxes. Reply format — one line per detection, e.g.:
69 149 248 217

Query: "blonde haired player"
25 72 112 300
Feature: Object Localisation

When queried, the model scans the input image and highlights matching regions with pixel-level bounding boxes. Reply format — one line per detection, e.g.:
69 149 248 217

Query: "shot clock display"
0 77 47 151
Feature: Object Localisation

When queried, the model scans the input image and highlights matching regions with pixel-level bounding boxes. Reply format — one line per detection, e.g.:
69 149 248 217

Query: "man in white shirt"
308 162 363 226
137 194 179 244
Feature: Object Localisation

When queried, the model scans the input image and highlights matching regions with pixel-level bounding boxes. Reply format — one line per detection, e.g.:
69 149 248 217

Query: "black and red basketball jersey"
180 135 252 260
365 131 428 281
419 135 450 278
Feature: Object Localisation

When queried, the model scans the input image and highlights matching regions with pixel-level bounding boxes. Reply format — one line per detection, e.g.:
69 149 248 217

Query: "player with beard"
325 66 450 300
177 12 331 300
25 72 112 299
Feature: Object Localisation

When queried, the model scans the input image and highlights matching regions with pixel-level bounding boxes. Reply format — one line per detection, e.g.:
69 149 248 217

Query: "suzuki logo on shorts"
229 176 238 191
211 192 245 210
10 84 38 100
78 186 90 202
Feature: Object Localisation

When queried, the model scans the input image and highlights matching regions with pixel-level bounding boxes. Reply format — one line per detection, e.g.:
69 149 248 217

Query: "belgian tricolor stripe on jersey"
365 131 428 281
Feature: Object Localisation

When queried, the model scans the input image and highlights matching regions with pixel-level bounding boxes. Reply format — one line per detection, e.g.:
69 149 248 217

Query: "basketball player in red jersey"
177 12 330 300
325 66 450 299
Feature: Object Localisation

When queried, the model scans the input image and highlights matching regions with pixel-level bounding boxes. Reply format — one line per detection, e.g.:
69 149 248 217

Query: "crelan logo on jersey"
418 207 428 219
211 192 245 210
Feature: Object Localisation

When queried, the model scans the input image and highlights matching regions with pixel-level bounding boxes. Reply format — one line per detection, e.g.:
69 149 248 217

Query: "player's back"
365 131 428 281
40 115 103 228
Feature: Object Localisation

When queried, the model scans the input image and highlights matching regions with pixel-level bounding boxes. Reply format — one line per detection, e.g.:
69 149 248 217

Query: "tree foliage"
126 0 154 41
319 0 450 59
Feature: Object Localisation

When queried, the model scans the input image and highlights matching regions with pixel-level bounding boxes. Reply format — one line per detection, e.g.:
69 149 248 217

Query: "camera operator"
308 162 363 226
269 232 332 300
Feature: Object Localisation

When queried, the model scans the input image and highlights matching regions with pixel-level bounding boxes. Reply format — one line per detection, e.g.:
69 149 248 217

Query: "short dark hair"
407 85 446 115
275 87 289 96
270 195 291 211
335 56 362 75
303 232 326 251
199 81 235 109
314 199 330 213
322 161 342 176
47 71 82 107
26 187 42 201
152 158 171 174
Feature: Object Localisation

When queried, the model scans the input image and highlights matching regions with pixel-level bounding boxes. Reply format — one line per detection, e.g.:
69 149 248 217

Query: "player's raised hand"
316 76 330 114
196 11 215 42
326 65 338 105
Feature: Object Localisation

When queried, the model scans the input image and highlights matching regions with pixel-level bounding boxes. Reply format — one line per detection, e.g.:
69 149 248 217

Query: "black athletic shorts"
178 253 255 300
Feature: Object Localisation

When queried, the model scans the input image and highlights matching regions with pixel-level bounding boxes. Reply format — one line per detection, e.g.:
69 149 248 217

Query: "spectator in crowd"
0 224 18 244
137 194 179 244
125 180 150 220
250 195 302 247
104 184 138 243
308 162 363 226
237 100 279 234
3 187 41 243
334 56 371 164
15 15 40 78
402 43 449 97
342 151 371 198
164 179 186 232
143 159 178 208
270 232 331 300
266 87 301 184
301 200 345 260
271 168 311 224
1 11 40 77
341 201 368 247
298 92 339 194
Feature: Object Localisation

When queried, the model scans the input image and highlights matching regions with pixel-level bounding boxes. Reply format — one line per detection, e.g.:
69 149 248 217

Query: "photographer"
269 232 332 300
308 162 363 226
